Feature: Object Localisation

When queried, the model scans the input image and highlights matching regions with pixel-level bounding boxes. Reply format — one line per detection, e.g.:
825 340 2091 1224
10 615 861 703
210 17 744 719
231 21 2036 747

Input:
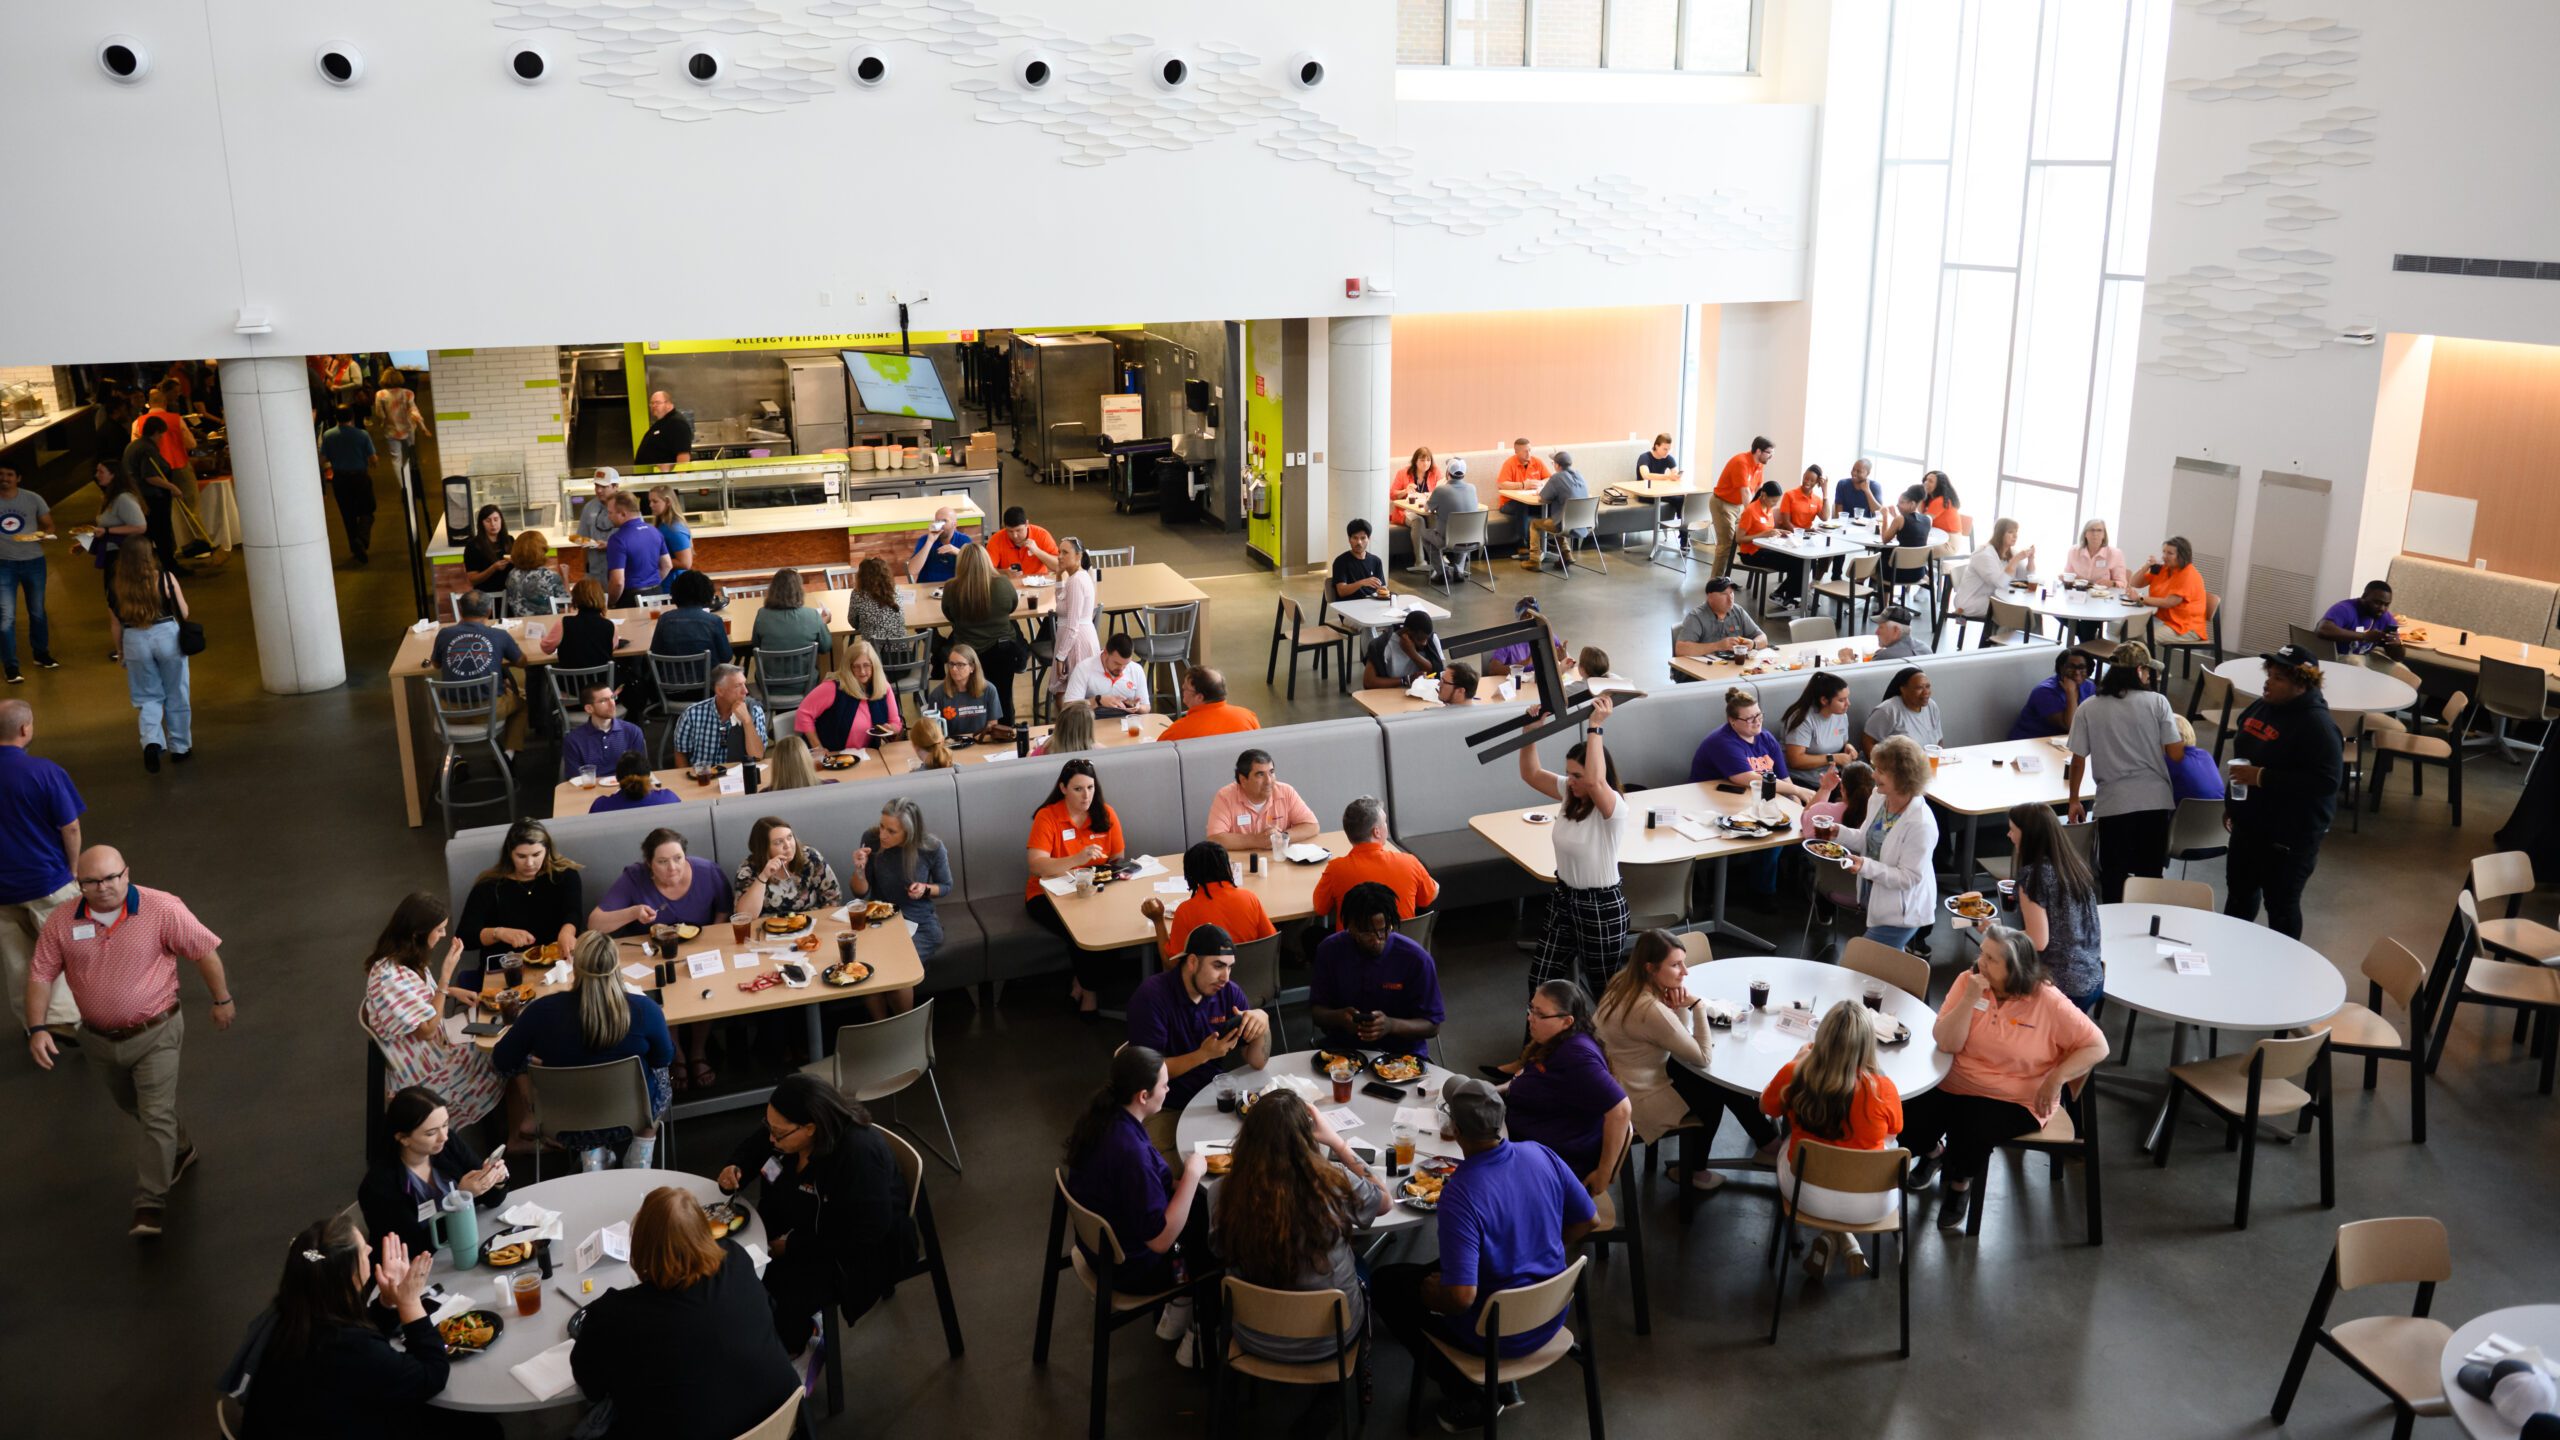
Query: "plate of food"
705 1199 751 1239
760 913 814 937
1801 838 1852 865
438 1309 504 1357
526 941 565 965
864 900 898 922
480 1235 539 1269
1369 1053 1425 1084
1872 1013 1912 1044
817 753 864 771
822 958 873 988
1197 1141 1235 1178
1399 1156 1459 1212
1945 891 1999 921
791 933 821 953
1311 1050 1362 1076
1520 811 1554 825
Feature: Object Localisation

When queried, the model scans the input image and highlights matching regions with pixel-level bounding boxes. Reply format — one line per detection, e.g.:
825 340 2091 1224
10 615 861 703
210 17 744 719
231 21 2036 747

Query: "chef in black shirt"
632 390 693 467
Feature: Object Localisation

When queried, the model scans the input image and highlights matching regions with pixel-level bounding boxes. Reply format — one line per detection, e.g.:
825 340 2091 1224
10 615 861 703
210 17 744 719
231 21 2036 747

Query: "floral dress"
734 848 847 916
361 960 504 1127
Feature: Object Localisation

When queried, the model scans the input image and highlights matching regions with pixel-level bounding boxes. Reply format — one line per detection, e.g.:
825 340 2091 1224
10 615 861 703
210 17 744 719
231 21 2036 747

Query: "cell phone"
1214 1014 1245 1039
460 1021 505 1038
1716 782 1749 795
1362 1080 1408 1102
1347 1139 1381 1167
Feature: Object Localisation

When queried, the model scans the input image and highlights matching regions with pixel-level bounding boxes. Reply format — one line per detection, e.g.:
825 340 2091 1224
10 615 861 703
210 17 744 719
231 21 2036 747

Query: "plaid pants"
1529 882 1628 999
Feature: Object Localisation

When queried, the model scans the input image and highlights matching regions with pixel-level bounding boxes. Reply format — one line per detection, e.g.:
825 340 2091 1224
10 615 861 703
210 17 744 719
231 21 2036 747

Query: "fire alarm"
1345 277 1363 299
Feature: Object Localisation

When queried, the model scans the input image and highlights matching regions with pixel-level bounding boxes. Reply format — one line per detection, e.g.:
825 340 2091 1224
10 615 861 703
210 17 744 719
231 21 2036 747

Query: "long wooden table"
1469 782 1810 950
1669 633 1884 685
1044 830 1353 953
2397 614 2560 690
391 563 1209 827
1350 661 1647 717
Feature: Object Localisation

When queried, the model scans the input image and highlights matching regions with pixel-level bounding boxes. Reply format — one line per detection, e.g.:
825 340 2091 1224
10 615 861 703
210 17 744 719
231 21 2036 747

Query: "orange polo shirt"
1156 700 1261 742
984 525 1058 577
1025 801 1126 901
1735 500 1774 556
1777 488 1824 529
134 407 194 469
1759 1064 1904 1167
2145 562 2208 638
1495 454 1551 493
1164 881 1277 957
1924 497 1963 534
1310 840 1440 922
1715 452 1762 504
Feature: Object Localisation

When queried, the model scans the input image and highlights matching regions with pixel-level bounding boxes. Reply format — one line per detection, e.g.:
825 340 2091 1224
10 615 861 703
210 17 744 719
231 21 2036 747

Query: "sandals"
690 1058 717 1089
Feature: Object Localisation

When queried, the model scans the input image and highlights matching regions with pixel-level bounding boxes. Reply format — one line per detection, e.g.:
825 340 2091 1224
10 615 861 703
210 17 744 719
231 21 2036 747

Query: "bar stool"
426 675 517 837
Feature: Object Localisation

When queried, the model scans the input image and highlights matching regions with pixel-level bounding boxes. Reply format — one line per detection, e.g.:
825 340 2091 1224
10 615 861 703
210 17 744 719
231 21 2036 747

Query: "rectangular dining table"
1469 782 1810 951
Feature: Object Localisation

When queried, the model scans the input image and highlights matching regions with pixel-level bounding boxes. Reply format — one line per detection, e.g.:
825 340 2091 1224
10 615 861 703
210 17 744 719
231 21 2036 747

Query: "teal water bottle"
441 1189 480 1270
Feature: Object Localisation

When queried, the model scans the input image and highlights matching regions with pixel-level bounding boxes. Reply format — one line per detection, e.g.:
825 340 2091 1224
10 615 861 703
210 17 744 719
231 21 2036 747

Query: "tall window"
1396 0 1759 73
1857 0 2170 541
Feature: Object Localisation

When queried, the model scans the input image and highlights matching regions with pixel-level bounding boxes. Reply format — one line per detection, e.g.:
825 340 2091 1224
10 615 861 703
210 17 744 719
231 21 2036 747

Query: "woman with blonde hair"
940 545 1022 728
1596 930 1781 1192
793 636 903 754
1047 536 1100 701
2064 518 2128 588
502 530 567 617
646 484 695 574
1759 1001 1904 1269
111 539 192 769
493 930 674 1169
907 713 956 771
1031 698 1094 756
369 366 432 490
763 732 823 791
1837 734 1939 954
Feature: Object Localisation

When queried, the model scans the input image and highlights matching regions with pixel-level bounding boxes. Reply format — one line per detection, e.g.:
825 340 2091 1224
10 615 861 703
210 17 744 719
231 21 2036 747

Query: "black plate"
706 1198 752 1239
438 1308 506 1357
480 1234 541 1269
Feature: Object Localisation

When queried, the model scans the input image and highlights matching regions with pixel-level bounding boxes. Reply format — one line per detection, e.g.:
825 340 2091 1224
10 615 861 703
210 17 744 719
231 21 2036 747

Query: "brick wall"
427 346 568 496
1397 0 1446 63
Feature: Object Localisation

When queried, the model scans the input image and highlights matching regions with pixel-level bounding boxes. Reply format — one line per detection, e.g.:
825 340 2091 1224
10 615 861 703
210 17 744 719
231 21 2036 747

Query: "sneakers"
1434 1396 1489 1433
1840 1236 1871 1278
1904 1152 1943 1191
1802 1233 1835 1277
1937 1185 1972 1229
172 1145 200 1187
4 669 18 684
168 749 192 764
1173 1326 1200 1370
1686 1166 1726 1193
1155 1296 1194 1343
32 653 56 670
144 743 162 773
130 1207 165 1238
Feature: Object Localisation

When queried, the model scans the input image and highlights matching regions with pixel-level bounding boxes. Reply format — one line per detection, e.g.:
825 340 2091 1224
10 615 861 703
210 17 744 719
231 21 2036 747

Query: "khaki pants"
1706 495 1743 577
1524 516 1562 564
2 882 81 1031
84 1010 193 1209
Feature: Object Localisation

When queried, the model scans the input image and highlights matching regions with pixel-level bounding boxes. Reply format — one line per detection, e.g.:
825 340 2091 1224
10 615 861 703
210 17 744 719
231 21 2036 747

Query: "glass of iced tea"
510 1270 542 1317
730 912 753 945
1328 1062 1355 1105
1392 1126 1417 1171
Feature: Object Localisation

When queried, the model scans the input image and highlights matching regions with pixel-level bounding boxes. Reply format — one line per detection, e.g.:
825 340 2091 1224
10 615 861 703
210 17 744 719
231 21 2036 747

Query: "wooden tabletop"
1670 633 1883 685
1617 477 1706 500
2397 614 2560 684
899 561 1205 630
551 767 723 817
1469 783 1807 885
1921 737 2092 816
1045 830 1354 951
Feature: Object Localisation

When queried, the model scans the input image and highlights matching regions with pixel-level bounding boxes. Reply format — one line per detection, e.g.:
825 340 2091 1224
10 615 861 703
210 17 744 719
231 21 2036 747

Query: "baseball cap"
1444 456 1468 479
1184 924 1235 957
1703 576 1736 595
1551 449 1575 468
593 467 620 487
2260 643 2321 672
1442 1076 1506 1143
1514 595 1541 616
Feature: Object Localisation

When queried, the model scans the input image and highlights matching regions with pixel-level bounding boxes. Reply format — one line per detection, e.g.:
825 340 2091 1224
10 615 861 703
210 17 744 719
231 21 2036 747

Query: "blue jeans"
123 619 193 752
1863 923 1922 952
0 555 48 669
2067 986 2104 1019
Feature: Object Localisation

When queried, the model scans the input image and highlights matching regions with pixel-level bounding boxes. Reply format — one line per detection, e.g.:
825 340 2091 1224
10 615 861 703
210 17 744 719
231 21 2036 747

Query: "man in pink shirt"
25 846 231 1238
1203 749 1319 854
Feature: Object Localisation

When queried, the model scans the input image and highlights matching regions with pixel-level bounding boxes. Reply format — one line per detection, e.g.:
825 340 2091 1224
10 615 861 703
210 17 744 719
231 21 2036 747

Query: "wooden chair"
2366 693 2471 825
1962 1077 2102 1245
1404 1256 1604 1440
1883 547 1938 626
1813 553 1880 633
1618 858 1696 933
2424 891 2560 1094
1982 597 2043 648
2146 592 2224 680
2308 938 2431 1144
1581 1142 1651 1334
1841 936 1928 1001
1765 1142 1911 1356
2154 1030 2334 1230
1677 932 1714 968
2468 852 2560 966
2270 1217 2453 1440
1032 1172 1223 1440
1211 1281 1363 1439
1266 596 1351 700
2125 876 2214 911
2286 621 2328 657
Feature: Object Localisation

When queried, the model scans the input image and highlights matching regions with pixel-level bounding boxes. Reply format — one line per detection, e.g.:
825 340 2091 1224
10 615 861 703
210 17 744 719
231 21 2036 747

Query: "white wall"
2122 0 2560 634
0 0 1825 365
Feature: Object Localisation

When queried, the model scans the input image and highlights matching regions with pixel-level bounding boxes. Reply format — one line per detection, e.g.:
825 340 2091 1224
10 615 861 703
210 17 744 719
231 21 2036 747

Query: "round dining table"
2098 901 2346 1151
1673 957 1950 1100
2014 584 2153 626
1175 1049 1457 1233
2440 1305 2560 1439
2212 653 2417 713
430 1168 764 1414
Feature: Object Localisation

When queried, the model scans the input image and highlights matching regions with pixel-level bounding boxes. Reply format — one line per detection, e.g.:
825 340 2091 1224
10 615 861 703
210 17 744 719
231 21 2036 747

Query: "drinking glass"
1392 1126 1417 1170
1862 981 1885 1012
1328 1062 1355 1105
577 765 597 788
1748 977 1770 1010
730 912 753 945
510 1270 542 1317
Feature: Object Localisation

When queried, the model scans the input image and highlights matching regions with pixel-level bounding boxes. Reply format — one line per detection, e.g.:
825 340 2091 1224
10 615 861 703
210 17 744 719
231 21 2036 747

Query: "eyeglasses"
765 1120 809 1143
75 869 128 888
1524 1006 1569 1022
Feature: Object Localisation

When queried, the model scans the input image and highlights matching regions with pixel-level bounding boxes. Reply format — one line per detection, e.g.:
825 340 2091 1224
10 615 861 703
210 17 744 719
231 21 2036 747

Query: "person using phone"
1125 925 1271 1120
1309 882 1444 1056
356 1085 508 1257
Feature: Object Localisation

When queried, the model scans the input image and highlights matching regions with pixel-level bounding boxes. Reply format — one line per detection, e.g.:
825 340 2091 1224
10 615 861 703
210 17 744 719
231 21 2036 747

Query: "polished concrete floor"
4 483 2556 1440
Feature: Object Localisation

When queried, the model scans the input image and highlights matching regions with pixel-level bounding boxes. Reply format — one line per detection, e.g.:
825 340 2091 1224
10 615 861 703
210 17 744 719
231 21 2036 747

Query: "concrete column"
218 355 346 693
1327 314 1392 552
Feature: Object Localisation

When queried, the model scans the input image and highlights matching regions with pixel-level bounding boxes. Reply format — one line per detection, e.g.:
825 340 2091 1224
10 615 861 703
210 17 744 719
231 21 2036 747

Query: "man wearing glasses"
24 846 231 1239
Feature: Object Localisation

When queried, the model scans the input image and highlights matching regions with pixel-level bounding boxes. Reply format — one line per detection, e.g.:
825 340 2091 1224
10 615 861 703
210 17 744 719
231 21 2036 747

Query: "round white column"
1327 315 1392 545
218 355 346 693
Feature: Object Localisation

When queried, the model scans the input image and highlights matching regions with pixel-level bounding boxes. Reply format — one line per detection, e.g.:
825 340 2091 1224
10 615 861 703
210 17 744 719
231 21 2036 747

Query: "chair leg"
1618 1162 1650 1336
2269 1274 2334 1421
2083 1104 2105 1246
2234 1094 2260 1230
823 1303 846 1417
1766 1208 1795 1344
2316 1061 2336 1206
917 1189 966 1357
2153 1084 2184 1167
915 1070 963 1173
1088 1285 1113 1440
1032 1192 1066 1365
1896 1196 1911 1357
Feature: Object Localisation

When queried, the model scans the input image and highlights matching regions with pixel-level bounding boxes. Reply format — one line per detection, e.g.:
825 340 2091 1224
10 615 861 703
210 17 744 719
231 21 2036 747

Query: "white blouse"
1948 545 2033 618
1550 795 1635 891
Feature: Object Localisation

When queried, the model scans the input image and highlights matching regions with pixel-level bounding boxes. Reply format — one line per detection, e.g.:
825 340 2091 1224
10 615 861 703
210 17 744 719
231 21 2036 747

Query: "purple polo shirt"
1431 1139 1594 1357
603 516 669 597
2007 676 2095 740
1125 968 1253 1110
1308 931 1444 1056
2318 598 2397 654
560 718 648 780
1501 1032 1626 1178
1065 1109 1178 1292
0 745 83 904
1690 725 1789 786
597 857 732 932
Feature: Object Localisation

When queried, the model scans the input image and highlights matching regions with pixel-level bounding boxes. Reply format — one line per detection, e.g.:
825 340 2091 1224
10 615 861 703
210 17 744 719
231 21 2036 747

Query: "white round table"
2441 1305 2560 1439
2212 654 2416 713
431 1168 762 1414
1175 1050 1453 1232
1674 958 1949 1099
2100 903 2345 1033
2016 585 2152 625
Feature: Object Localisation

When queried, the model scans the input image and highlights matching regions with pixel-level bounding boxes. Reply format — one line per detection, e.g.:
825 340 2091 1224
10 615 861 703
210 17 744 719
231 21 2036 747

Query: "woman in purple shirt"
2006 651 2096 741
1063 1047 1213 1362
1492 980 1632 1195
587 827 735 1092
1691 686 1838 893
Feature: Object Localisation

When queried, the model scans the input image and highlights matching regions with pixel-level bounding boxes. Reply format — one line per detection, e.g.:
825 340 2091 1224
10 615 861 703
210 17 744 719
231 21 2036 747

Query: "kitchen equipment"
784 358 850 456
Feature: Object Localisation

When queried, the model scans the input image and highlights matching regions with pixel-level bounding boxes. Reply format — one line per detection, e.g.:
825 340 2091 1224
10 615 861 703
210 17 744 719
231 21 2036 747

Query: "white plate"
1800 838 1852 865
1521 811 1553 825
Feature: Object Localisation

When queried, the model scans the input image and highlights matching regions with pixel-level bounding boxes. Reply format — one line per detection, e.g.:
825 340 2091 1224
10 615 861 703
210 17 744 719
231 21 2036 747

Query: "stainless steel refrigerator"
785 357 850 455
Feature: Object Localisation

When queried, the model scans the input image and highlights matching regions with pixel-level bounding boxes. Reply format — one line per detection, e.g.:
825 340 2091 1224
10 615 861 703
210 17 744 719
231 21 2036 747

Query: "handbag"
162 572 207 655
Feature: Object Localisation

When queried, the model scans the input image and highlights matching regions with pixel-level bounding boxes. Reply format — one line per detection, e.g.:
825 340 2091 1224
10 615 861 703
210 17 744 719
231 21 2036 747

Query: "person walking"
123 415 185 574
111 542 193 771
2222 645 2344 939
368 367 432 494
0 701 82 1038
319 405 379 565
24 845 232 1238
0 461 60 681
2064 641 2184 903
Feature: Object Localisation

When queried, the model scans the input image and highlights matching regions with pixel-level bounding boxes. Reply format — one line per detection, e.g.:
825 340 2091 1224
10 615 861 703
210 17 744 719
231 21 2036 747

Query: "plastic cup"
1862 981 1885 1012
577 766 597 788
1329 1063 1355 1104
510 1270 542 1317
1925 745 1944 774
1393 1127 1417 1170
730 913 753 945
1749 978 1770 1010
1997 879 2017 909
836 932 857 967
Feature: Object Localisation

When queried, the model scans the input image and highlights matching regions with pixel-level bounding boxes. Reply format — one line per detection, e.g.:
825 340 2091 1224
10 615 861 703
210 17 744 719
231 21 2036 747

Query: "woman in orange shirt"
2139 534 2210 639
1025 758 1128 1019
1760 1002 1903 1273
1734 479 1802 608
1140 841 1276 965
1777 465 1828 530
1921 470 1963 535
1390 446 1438 509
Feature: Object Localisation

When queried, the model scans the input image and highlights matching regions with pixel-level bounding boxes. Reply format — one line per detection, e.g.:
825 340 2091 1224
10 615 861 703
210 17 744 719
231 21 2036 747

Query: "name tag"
1061 829 1076 841
416 1201 438 1224
71 923 96 940
760 1156 783 1183
1973 997 1991 1012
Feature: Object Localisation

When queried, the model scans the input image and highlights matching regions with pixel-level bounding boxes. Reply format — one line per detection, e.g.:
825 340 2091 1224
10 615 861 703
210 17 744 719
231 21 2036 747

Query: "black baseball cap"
1185 924 1236 957
2260 643 2321 672
1703 576 1736 595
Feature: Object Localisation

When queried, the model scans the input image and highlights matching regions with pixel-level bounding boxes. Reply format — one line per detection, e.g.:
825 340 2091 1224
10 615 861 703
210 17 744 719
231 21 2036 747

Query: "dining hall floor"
3 489 2556 1439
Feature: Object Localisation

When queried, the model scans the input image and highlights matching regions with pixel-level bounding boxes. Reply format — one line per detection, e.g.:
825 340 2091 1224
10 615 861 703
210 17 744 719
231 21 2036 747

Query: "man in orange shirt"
983 505 1059 577
133 385 203 555
2139 534 2210 639
1310 795 1439 922
1494 437 1552 519
1154 667 1260 741
1710 436 1773 578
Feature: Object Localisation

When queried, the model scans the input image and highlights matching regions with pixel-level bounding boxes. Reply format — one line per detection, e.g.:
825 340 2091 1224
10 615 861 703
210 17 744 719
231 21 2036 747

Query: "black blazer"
241 1316 450 1440
724 1125 915 1311
569 1242 799 1439
356 1140 506 1258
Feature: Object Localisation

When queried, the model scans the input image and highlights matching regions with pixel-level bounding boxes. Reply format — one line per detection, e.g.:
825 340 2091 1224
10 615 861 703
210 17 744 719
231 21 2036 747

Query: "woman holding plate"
1832 735 1941 955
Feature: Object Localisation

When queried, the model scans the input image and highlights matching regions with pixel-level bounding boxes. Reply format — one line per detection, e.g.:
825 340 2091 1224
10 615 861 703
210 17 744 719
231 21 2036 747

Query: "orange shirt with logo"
1309 841 1440 922
2145 562 2208 638
985 525 1058 577
1156 701 1261 743
1735 500 1774 556
1165 881 1277 957
1025 802 1126 901
1715 452 1762 504
1777 488 1824 530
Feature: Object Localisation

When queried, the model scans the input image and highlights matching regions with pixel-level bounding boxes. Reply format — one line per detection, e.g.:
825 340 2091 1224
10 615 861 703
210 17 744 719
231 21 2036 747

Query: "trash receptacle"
1155 457 1200 525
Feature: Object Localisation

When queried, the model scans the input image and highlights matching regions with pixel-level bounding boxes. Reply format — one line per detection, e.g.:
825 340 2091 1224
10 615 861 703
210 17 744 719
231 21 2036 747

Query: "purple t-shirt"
1125 969 1253 1109
1431 1139 1596 1357
589 788 680 814
1502 1032 1627 1178
0 746 83 903
1066 1109 1178 1292
597 857 732 931
2007 676 2095 740
2168 744 2226 802
1690 725 1789 785
603 516 669 597
561 719 648 780
2319 598 2398 654
1309 932 1445 1055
